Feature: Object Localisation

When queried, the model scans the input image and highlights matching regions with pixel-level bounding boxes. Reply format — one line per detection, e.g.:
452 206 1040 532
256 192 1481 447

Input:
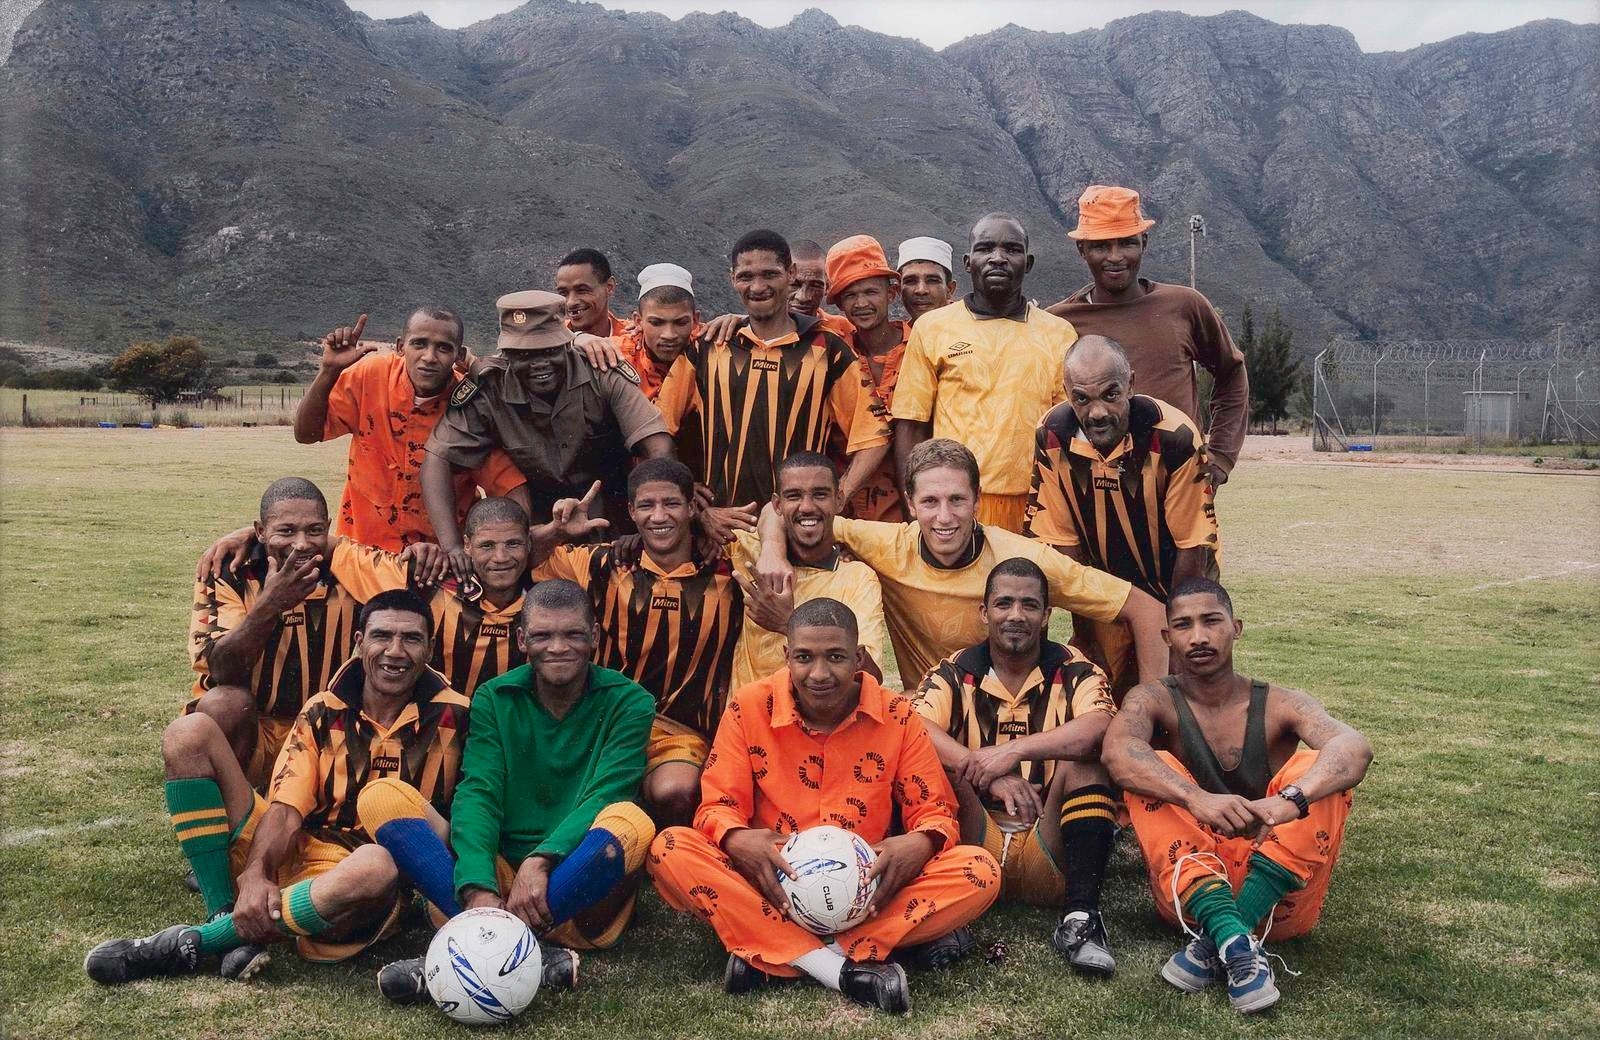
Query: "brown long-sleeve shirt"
1049 279 1249 474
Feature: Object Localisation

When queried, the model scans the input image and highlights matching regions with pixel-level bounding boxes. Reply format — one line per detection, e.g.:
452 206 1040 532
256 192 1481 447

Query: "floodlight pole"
1423 359 1438 444
1188 215 1206 289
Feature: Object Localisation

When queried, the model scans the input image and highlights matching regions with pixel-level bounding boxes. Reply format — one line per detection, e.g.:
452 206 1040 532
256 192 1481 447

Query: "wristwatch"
1277 784 1310 819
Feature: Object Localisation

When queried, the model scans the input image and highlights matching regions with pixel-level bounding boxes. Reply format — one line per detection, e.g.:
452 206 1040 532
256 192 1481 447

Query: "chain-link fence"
1310 334 1599 451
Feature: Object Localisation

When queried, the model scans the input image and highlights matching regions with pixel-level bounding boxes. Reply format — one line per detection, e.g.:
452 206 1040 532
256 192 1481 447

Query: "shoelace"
1168 851 1302 980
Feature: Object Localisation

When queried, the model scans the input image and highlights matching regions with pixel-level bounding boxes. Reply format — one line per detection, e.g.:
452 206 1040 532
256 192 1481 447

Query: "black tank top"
1162 676 1270 800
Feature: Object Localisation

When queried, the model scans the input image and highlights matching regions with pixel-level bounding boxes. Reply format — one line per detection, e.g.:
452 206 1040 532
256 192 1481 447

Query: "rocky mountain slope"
0 0 1592 357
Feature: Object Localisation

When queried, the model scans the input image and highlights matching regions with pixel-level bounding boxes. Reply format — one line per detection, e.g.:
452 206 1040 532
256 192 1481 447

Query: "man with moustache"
1047 186 1248 488
892 213 1078 533
895 237 958 326
1103 578 1371 1014
916 558 1120 976
1026 335 1221 696
826 235 911 521
422 290 672 559
788 237 856 339
293 308 528 551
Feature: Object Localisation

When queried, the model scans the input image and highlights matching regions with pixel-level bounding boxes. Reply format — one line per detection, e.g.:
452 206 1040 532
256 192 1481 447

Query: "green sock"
1183 879 1250 949
196 912 242 954
166 778 235 917
194 878 334 954
1235 853 1302 930
276 879 333 938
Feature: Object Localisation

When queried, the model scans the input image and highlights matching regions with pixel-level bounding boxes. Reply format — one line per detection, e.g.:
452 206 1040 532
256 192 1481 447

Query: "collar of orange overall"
769 669 889 730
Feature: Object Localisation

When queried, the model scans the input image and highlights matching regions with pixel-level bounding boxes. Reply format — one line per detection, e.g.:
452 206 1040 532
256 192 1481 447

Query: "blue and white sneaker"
1219 934 1280 1013
1161 934 1221 992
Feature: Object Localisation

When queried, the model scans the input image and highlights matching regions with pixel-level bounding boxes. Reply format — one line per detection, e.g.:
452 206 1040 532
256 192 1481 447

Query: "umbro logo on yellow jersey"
947 341 973 357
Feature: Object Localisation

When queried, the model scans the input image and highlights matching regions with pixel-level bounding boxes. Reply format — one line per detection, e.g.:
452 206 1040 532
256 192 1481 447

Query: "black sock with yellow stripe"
166 778 234 918
1059 784 1117 914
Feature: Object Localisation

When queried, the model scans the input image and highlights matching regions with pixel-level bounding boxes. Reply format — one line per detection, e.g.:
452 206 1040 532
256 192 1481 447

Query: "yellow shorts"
977 493 1030 535
647 715 709 775
976 809 1066 907
490 853 637 951
226 793 406 963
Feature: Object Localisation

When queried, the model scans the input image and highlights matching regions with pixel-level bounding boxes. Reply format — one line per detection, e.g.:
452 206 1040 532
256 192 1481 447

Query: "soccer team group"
84 185 1373 1017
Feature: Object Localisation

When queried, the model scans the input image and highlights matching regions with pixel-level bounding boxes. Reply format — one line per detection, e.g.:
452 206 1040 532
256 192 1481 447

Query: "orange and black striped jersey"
653 312 891 506
1025 395 1218 601
428 581 528 698
534 544 743 738
915 639 1113 799
189 542 381 720
268 658 470 836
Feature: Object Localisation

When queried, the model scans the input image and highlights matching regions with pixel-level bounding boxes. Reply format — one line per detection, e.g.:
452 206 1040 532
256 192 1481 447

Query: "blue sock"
544 828 625 925
374 818 461 918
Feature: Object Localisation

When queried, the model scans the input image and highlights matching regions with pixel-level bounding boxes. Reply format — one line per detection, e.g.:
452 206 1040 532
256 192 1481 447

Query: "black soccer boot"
377 957 429 1004
892 925 976 971
84 925 203 985
839 960 912 1014
723 953 775 995
1051 909 1116 977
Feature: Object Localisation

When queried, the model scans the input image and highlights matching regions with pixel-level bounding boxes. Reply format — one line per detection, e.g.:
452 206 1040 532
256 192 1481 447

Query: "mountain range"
0 0 1594 359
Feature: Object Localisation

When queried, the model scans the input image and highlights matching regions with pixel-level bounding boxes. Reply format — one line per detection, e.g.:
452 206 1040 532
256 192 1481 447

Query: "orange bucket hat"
1067 185 1157 240
825 235 898 302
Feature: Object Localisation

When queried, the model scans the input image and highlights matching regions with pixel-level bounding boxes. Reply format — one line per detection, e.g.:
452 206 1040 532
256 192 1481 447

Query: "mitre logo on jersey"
751 357 781 372
480 622 509 638
1093 475 1120 491
651 594 680 610
371 754 401 772
947 341 973 358
999 720 1028 737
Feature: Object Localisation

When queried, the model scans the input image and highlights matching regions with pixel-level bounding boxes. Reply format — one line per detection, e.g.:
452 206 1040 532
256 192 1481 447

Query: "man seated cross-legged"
648 599 1001 1015
86 590 470 985
369 579 658 1003
914 557 1121 976
1102 577 1373 1014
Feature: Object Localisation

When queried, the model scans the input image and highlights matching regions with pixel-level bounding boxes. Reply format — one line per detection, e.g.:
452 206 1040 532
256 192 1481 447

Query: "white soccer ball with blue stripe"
778 825 878 935
425 907 542 1025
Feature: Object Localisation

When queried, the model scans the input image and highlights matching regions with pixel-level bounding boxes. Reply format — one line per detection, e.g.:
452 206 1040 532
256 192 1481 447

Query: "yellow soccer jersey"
832 517 1131 689
891 301 1077 495
726 530 888 690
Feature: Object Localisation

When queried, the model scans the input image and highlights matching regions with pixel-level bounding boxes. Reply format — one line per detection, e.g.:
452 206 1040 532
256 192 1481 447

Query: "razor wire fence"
1309 333 1600 451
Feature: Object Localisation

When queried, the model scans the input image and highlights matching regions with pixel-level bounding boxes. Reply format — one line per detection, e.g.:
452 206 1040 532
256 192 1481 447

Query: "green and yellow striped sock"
166 778 234 918
194 878 336 954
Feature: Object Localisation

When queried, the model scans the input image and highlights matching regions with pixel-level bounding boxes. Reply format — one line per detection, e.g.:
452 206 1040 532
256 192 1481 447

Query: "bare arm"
837 442 888 506
893 419 931 502
1116 587 1171 684
1011 710 1111 764
207 555 321 686
421 452 465 553
635 431 674 460
232 802 305 941
1280 688 1373 803
294 315 374 444
920 717 974 771
1169 546 1212 590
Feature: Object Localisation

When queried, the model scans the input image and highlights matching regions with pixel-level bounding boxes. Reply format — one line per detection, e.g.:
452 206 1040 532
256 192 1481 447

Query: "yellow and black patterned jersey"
1025 394 1218 601
535 545 743 737
654 312 890 506
189 542 389 720
914 639 1113 796
268 658 470 835
429 580 528 698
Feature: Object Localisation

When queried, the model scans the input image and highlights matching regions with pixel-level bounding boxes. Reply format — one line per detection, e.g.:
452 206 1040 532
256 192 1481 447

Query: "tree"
1248 308 1301 433
253 351 279 368
110 336 213 405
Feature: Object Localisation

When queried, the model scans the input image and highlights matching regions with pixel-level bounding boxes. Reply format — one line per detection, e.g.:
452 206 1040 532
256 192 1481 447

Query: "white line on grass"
0 816 131 847
1463 563 1600 592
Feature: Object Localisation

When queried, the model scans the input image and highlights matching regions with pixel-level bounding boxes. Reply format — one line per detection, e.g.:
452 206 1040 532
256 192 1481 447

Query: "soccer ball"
424 907 542 1026
777 825 878 935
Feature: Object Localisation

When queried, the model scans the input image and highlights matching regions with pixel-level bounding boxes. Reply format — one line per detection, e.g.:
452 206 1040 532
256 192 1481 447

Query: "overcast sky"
346 0 1598 51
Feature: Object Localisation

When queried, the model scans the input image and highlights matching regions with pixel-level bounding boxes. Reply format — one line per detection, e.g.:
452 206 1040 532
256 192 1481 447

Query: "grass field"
2 429 1597 1040
0 386 308 428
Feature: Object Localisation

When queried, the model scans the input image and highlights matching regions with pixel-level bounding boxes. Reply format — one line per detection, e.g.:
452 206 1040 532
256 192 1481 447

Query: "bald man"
1024 335 1220 695
790 238 855 340
892 213 1078 533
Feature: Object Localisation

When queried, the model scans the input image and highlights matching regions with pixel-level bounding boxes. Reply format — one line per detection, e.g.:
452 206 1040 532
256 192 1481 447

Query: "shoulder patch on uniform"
449 378 479 408
613 358 641 385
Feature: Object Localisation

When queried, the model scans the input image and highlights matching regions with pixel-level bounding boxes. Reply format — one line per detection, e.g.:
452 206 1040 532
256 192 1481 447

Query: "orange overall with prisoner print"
648 671 999 973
